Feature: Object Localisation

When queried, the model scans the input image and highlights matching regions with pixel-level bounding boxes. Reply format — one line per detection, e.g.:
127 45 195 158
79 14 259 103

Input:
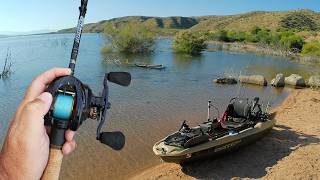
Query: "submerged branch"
0 48 13 79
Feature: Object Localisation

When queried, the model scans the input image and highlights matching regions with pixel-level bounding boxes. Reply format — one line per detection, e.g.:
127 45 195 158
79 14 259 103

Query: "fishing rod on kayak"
42 0 131 179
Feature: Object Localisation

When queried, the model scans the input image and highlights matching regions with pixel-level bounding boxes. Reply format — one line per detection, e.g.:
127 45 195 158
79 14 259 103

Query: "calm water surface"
0 33 318 179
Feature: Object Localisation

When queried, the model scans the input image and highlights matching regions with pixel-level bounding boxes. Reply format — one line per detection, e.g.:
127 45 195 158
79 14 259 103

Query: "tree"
172 31 207 55
103 22 156 54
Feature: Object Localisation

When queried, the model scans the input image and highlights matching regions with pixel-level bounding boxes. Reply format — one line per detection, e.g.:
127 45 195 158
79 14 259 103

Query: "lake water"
0 33 318 179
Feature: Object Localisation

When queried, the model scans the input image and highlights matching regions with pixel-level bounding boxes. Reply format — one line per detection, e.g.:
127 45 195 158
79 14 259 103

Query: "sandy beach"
131 89 320 180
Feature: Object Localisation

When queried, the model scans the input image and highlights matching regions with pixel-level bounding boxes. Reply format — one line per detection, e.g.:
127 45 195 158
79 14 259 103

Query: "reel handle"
41 149 63 180
99 131 125 150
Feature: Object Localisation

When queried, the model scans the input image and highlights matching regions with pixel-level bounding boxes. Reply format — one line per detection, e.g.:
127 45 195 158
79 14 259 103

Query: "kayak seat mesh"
231 98 251 118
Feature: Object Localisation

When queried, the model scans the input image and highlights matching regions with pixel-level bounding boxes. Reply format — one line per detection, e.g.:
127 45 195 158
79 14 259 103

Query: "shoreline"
207 41 320 64
131 89 320 180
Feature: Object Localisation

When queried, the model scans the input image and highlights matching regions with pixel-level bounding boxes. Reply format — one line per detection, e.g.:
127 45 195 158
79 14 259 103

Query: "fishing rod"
41 1 131 179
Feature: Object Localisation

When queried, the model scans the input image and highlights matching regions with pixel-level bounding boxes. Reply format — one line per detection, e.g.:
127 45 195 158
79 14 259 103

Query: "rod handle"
41 148 64 180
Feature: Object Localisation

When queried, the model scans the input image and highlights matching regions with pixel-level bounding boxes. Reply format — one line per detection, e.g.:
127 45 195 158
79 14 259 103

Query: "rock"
285 74 306 87
308 76 320 87
271 74 285 87
213 77 237 84
239 75 267 86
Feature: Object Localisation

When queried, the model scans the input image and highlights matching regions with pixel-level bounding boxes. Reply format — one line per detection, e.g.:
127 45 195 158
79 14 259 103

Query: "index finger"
24 68 71 102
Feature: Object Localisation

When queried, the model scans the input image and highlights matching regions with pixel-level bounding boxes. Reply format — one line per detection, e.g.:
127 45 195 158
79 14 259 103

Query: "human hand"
0 68 77 180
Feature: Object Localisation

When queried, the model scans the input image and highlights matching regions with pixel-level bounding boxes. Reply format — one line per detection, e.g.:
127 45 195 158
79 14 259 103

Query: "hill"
57 9 320 34
58 16 198 34
191 9 320 32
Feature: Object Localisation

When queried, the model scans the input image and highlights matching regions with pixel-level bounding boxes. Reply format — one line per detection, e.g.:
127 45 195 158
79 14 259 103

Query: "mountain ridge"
57 9 320 34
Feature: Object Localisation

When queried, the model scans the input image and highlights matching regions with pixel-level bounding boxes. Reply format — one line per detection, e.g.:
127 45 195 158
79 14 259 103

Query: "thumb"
19 92 53 129
36 92 53 115
24 92 53 118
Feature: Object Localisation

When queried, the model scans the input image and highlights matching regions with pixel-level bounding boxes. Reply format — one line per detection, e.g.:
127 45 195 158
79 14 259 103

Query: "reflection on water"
0 33 318 179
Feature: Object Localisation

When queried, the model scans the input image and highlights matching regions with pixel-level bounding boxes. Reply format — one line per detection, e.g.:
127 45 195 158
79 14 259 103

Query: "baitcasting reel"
43 0 131 151
42 1 131 179
44 72 131 150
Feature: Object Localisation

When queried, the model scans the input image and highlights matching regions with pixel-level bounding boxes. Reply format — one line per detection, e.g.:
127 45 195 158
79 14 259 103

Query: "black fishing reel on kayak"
44 72 131 150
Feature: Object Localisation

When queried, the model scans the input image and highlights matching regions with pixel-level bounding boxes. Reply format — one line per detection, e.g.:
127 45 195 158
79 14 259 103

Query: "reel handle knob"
98 131 125 150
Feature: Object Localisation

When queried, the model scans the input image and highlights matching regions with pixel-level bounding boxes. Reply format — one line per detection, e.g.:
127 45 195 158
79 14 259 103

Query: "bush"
213 30 228 42
172 31 207 55
279 34 304 52
301 41 320 57
103 23 156 54
250 26 262 35
280 12 317 31
245 34 259 43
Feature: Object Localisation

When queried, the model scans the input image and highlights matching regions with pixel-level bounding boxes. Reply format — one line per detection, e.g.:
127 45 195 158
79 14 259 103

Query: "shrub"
279 34 304 52
256 30 274 44
280 12 317 31
235 32 247 42
103 23 156 54
301 41 320 57
215 30 229 42
172 31 207 55
250 26 262 35
245 34 259 43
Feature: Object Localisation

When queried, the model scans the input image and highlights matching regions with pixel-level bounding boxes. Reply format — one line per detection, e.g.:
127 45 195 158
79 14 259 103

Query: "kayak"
153 97 275 164
135 64 166 70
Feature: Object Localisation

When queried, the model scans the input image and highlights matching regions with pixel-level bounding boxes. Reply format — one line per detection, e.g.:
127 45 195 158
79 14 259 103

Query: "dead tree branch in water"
0 48 13 79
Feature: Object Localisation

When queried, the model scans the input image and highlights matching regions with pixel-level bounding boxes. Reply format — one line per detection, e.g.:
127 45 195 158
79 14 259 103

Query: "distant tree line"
101 11 320 57
208 27 305 52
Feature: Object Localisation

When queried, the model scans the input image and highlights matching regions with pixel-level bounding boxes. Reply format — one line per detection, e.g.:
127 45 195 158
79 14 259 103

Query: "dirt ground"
131 89 320 180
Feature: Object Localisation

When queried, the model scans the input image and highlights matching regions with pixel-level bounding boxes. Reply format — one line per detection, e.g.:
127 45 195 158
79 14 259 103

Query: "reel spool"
52 94 74 120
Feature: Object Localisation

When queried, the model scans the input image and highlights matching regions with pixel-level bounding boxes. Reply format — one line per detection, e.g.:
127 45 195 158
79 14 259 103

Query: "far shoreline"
207 41 320 64
2 32 318 65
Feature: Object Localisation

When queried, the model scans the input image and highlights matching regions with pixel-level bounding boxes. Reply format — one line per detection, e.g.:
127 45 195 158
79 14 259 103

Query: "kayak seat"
222 121 245 129
184 134 210 148
230 98 251 118
199 122 212 134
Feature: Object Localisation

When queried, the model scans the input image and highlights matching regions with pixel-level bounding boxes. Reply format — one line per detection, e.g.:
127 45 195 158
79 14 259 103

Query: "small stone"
308 76 320 87
213 77 237 84
239 75 267 86
271 73 285 87
285 74 306 87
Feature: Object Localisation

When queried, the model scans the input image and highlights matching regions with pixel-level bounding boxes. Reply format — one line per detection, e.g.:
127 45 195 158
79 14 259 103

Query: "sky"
0 0 320 33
